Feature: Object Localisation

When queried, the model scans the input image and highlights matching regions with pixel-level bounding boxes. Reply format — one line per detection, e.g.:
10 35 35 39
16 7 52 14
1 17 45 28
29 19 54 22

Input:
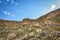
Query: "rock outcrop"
0 8 60 40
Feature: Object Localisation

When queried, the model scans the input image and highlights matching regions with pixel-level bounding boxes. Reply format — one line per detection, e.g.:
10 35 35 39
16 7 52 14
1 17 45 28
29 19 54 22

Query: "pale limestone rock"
8 33 16 39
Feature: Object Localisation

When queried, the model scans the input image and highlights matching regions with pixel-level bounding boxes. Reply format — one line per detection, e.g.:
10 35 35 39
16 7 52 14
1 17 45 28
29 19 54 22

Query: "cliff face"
0 8 60 40
46 9 60 20
37 8 60 20
37 8 60 25
0 20 21 29
0 8 60 27
0 8 60 30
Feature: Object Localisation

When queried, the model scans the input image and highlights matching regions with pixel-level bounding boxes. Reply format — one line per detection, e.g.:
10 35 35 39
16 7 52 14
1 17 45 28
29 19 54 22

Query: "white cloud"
47 4 56 13
6 0 18 6
43 4 56 15
7 0 10 2
50 4 56 10
15 2 18 5
3 11 11 16
3 10 16 17
3 11 8 15
11 0 15 4
8 12 11 15
7 0 13 2
7 0 14 4
12 14 15 17
0 0 1 3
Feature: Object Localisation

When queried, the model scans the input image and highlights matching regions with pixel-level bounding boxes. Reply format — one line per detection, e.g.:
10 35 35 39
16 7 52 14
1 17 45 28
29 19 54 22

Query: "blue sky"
0 0 60 21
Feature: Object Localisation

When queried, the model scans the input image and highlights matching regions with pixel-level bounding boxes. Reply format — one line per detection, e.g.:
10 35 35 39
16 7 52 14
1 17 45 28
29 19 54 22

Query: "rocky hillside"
0 8 60 40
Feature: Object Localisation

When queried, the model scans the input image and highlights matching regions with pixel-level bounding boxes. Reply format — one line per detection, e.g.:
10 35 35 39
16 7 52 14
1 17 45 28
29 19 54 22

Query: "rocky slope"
0 8 60 40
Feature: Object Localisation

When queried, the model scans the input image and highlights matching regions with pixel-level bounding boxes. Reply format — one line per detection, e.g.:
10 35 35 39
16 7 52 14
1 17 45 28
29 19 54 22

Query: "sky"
0 0 60 21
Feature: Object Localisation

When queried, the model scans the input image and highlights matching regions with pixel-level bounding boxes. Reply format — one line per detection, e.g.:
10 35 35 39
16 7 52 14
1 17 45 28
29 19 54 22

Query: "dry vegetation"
0 9 60 40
